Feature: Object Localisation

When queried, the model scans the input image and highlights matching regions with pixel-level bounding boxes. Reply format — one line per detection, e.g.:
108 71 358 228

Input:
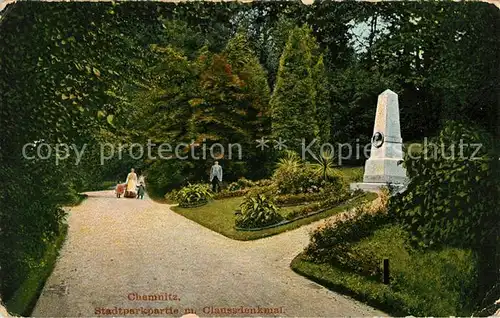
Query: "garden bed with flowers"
167 151 375 239
234 191 365 231
171 192 377 241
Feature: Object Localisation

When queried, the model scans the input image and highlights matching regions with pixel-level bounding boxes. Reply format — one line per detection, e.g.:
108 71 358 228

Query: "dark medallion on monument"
372 132 384 148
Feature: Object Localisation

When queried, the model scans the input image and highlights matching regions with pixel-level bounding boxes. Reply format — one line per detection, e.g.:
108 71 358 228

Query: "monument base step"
350 182 407 194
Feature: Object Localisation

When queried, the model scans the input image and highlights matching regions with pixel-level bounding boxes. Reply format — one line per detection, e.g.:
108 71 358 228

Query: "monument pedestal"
363 158 407 184
350 181 407 193
350 89 408 194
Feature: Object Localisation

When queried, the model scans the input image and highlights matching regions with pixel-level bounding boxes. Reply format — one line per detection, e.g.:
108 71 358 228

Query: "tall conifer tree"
270 25 320 154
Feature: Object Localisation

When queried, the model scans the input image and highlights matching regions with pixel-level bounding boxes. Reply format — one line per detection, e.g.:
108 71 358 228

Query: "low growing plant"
309 149 340 183
177 183 213 208
304 192 390 268
227 177 256 192
246 184 278 197
227 182 241 192
236 194 284 229
275 182 348 206
272 151 346 195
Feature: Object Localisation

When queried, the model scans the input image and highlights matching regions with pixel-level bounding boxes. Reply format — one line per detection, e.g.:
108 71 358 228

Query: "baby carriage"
124 188 137 198
115 183 126 198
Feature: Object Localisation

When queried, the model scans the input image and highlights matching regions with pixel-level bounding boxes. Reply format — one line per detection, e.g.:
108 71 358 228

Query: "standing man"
210 161 223 193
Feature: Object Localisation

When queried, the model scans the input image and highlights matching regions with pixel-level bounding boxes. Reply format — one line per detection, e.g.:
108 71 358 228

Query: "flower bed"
274 192 329 206
214 178 274 199
235 192 364 231
284 192 355 220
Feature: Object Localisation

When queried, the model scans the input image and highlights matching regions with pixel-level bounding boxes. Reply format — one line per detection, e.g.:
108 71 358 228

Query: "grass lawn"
5 224 68 316
337 166 364 183
291 225 476 316
171 192 377 241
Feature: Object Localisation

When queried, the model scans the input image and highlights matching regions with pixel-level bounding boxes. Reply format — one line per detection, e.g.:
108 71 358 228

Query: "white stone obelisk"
350 89 408 192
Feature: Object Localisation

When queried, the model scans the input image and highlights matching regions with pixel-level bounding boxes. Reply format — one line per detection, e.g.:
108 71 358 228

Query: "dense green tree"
224 32 271 139
330 61 398 145
357 2 500 140
188 33 270 179
135 45 197 144
270 25 320 154
313 54 331 144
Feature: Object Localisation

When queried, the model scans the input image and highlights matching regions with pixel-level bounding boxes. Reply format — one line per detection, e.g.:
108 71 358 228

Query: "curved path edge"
32 190 386 317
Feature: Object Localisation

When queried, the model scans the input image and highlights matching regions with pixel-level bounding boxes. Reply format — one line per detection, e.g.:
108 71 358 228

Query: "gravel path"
32 191 385 317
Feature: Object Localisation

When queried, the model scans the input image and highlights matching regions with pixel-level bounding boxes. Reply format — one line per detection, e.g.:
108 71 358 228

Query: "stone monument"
350 89 408 192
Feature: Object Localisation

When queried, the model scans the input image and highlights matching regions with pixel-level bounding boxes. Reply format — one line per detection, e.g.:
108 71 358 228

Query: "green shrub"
272 151 302 193
275 192 326 206
275 182 348 206
246 184 278 197
391 121 500 303
177 183 213 208
236 177 255 189
228 182 241 192
391 120 498 250
254 179 273 187
0 160 69 300
227 177 256 192
304 195 389 267
285 203 320 220
273 156 323 195
272 151 346 195
236 194 284 229
309 149 340 183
